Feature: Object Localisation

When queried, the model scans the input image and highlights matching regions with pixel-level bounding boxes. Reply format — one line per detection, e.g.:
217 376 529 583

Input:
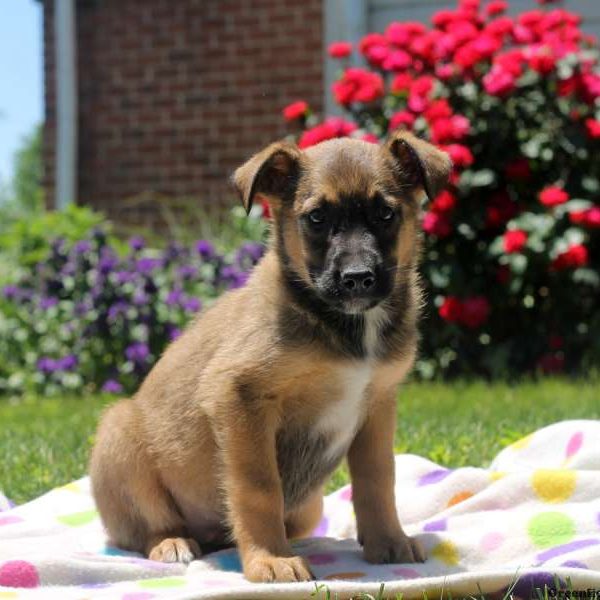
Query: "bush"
0 225 264 396
281 0 600 377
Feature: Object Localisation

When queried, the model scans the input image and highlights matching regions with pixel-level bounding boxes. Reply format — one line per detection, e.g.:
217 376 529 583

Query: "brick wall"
42 0 324 226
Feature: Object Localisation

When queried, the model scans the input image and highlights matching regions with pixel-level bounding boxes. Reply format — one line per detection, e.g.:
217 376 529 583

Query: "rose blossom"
539 186 569 207
282 100 308 121
551 244 589 270
328 41 352 58
503 229 528 253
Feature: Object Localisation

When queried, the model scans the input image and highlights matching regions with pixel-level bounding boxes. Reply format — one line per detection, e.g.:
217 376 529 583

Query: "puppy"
90 131 451 583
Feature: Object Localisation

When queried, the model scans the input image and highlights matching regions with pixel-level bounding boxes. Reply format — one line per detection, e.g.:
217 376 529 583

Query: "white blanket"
1 420 600 599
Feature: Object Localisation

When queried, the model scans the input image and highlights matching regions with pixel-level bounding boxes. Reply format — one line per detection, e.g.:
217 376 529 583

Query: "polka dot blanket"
1 420 600 599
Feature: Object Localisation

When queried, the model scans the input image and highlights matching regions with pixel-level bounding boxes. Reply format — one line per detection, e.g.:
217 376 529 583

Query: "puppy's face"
234 132 451 314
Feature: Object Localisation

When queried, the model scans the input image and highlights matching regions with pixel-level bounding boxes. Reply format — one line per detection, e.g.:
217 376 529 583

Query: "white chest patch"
363 305 391 357
315 363 372 461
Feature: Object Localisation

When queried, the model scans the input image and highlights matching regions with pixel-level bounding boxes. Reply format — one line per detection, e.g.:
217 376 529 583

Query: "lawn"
1 378 599 505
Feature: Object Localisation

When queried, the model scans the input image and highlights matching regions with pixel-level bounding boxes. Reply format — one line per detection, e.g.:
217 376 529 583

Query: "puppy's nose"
341 269 376 291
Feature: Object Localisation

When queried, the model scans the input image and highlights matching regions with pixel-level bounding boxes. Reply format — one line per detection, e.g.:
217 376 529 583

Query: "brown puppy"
89 131 451 583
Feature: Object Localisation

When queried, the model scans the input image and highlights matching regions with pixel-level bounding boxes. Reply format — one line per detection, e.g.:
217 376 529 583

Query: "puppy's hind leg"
90 400 200 564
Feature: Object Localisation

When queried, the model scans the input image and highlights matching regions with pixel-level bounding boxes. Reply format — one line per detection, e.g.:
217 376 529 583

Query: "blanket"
1 420 600 599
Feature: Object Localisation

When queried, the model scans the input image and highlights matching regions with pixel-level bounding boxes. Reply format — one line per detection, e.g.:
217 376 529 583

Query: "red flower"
298 117 357 149
483 67 516 96
486 1 508 16
503 229 528 253
551 244 589 271
431 190 457 213
528 47 556 74
497 264 511 285
537 353 565 374
389 110 416 131
332 68 385 106
494 49 525 77
505 157 531 180
430 115 470 144
390 73 413 93
439 296 462 322
539 186 569 207
422 211 452 237
328 41 352 59
361 133 380 144
282 101 309 121
460 296 491 329
569 207 600 228
358 33 388 55
382 49 412 71
424 99 453 121
585 119 600 139
443 144 474 168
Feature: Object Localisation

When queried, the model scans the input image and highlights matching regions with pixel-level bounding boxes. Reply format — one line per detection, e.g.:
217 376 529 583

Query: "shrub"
281 0 600 377
0 226 264 396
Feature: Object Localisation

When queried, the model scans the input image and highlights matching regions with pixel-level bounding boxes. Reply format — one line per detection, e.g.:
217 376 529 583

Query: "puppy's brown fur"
90 132 451 583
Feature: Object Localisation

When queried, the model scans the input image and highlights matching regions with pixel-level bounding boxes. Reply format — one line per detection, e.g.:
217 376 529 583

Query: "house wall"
42 0 324 226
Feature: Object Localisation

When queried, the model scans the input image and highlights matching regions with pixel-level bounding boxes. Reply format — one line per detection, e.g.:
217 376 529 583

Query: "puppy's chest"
276 363 372 508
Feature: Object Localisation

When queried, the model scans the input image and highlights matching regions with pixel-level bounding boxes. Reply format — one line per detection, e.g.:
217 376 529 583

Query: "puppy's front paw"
363 532 425 564
245 554 313 583
148 537 201 563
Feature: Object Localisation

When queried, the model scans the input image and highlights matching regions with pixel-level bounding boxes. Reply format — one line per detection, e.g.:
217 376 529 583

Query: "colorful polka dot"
561 560 587 569
489 471 505 482
138 577 186 589
531 470 576 503
510 433 534 450
480 532 504 552
536 538 599 562
512 572 564 598
312 515 329 536
565 431 584 459
0 593 18 599
307 553 337 565
59 482 81 493
447 490 474 507
431 540 459 566
418 469 451 486
213 551 242 572
338 486 352 501
122 593 155 600
57 509 98 527
0 560 40 588
392 567 422 578
423 518 447 532
0 515 23 526
528 511 576 549
324 571 366 580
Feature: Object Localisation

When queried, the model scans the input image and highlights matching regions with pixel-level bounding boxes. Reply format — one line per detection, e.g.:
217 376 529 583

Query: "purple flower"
37 357 59 374
136 257 162 275
182 296 201 313
177 265 197 280
166 288 184 307
39 297 59 310
125 342 150 363
98 250 119 274
128 236 145 252
73 240 92 254
108 301 129 321
75 301 92 316
58 355 78 370
132 290 149 306
101 379 123 394
166 324 182 341
2 285 20 300
164 242 185 262
195 240 215 260
114 270 136 285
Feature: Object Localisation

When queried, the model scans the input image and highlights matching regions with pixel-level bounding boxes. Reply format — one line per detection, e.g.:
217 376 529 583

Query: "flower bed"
0 228 264 396
281 0 600 377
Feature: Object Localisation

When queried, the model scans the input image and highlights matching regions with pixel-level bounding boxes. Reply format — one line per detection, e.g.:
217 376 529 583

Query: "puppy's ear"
384 131 452 201
232 141 302 215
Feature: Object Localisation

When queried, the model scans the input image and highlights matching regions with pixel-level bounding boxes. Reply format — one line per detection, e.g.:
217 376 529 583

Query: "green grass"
1 379 599 505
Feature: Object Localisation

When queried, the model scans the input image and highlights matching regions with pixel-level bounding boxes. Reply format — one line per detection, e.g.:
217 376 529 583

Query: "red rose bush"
282 0 599 377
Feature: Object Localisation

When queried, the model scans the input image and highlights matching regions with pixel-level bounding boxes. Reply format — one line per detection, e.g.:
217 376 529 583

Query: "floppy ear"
232 141 302 215
384 131 452 201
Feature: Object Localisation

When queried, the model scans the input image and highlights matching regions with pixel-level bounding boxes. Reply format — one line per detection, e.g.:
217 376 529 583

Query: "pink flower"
569 207 600 228
486 1 508 16
424 99 453 121
328 41 352 58
430 115 470 144
439 296 462 323
389 110 416 131
361 133 379 144
503 229 528 253
585 119 600 139
528 47 556 74
431 190 457 213
423 211 452 237
483 67 516 96
332 68 385 106
551 244 589 270
358 33 388 55
539 186 569 207
443 144 474 168
390 73 413 93
282 101 309 121
382 49 412 71
298 118 357 149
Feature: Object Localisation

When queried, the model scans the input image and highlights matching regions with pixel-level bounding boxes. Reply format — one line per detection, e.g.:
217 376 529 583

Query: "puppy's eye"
308 209 326 225
378 206 395 222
